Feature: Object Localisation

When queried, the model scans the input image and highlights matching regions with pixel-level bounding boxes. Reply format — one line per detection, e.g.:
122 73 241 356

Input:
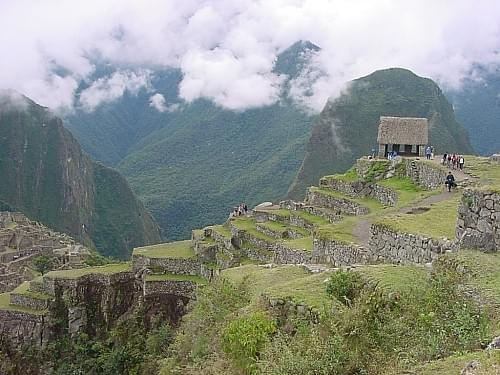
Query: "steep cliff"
0 91 160 258
288 68 473 198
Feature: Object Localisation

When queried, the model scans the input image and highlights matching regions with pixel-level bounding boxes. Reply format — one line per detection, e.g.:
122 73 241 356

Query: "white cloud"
0 0 499 112
149 93 167 112
79 70 151 111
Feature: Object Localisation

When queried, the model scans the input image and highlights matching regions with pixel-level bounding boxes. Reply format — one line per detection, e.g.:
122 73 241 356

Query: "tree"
32 255 54 275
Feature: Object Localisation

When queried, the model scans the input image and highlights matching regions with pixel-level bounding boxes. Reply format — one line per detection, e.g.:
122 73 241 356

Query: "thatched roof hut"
377 116 428 145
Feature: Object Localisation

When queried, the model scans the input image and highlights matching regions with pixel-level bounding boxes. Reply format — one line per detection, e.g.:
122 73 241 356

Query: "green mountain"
446 65 500 155
0 91 161 258
288 68 474 198
64 41 319 240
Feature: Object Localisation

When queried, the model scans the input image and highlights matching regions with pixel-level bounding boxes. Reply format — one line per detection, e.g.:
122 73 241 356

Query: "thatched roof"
377 116 428 145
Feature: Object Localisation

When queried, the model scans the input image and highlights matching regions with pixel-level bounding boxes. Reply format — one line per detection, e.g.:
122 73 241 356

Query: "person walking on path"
442 153 448 165
445 171 456 192
458 155 465 170
425 146 432 160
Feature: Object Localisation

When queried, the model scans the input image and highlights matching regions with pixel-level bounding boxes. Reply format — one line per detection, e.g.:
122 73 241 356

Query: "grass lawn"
45 263 131 279
356 264 429 293
11 281 51 300
409 350 500 375
0 292 47 315
378 177 437 208
315 216 359 243
207 224 232 238
321 168 358 183
257 220 310 237
376 196 460 239
145 273 207 284
465 155 500 190
133 240 195 259
283 236 313 251
221 264 334 310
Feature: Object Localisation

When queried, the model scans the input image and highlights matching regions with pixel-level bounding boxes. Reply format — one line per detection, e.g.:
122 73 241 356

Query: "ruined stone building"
377 116 428 157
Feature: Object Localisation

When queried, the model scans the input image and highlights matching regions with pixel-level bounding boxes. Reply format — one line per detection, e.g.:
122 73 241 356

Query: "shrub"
326 270 364 306
221 311 276 373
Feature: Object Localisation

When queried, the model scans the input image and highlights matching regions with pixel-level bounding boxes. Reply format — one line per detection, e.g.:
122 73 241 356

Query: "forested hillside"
65 41 319 240
0 91 161 258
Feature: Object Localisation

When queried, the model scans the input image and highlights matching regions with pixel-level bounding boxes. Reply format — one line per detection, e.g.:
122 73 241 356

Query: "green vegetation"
146 273 206 284
356 264 429 293
466 155 500 187
32 255 55 275
315 216 359 243
377 196 460 239
45 263 131 279
208 225 232 239
326 270 364 306
257 221 309 237
133 240 195 259
0 292 47 315
321 168 358 183
378 176 434 207
289 67 473 198
11 281 50 301
412 350 500 374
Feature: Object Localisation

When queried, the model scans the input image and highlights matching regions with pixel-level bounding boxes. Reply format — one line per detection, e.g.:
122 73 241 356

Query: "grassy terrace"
257 220 310 237
315 216 359 243
222 264 334 310
309 186 385 212
0 292 47 315
231 217 313 251
206 224 232 238
410 350 500 375
12 280 50 300
45 263 131 279
145 273 207 284
321 168 358 182
133 240 195 259
376 196 460 239
466 155 500 189
356 264 429 293
378 177 437 207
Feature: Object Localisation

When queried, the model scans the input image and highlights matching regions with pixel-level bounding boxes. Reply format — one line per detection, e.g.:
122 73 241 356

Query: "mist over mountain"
64 41 319 240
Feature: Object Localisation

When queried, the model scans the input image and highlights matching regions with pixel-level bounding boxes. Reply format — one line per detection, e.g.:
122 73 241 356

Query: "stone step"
305 187 370 215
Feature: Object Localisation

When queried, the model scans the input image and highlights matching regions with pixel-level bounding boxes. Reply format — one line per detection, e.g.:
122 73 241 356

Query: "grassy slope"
288 67 474 199
133 240 195 259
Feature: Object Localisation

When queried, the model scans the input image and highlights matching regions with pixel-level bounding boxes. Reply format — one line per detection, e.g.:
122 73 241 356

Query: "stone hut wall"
370 224 457 264
312 238 370 266
456 189 500 251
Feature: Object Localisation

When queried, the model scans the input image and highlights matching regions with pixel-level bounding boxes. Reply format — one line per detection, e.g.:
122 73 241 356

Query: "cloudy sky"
1 0 499 112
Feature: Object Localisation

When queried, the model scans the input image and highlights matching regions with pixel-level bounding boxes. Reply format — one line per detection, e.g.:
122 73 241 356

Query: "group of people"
442 153 465 170
387 150 398 160
425 146 435 160
230 203 248 217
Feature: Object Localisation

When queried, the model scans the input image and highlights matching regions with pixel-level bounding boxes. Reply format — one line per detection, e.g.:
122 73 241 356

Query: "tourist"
445 171 456 192
447 153 452 167
442 153 448 165
431 146 435 159
425 146 432 160
243 203 248 214
452 153 458 169
459 155 465 170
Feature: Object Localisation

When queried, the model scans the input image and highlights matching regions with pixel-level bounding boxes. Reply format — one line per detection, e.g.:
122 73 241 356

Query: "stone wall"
143 280 198 299
132 255 201 275
312 238 370 266
279 201 342 223
264 295 319 324
0 309 48 347
401 159 448 189
10 293 49 311
254 209 315 230
370 224 457 264
319 178 397 206
456 189 500 251
306 189 369 215
273 245 312 264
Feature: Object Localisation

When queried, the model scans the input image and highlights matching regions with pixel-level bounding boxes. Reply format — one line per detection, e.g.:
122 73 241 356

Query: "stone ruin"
0 211 91 293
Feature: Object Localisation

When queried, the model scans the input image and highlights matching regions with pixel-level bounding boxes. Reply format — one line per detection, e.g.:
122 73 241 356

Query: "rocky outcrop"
457 189 500 251
0 309 48 348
